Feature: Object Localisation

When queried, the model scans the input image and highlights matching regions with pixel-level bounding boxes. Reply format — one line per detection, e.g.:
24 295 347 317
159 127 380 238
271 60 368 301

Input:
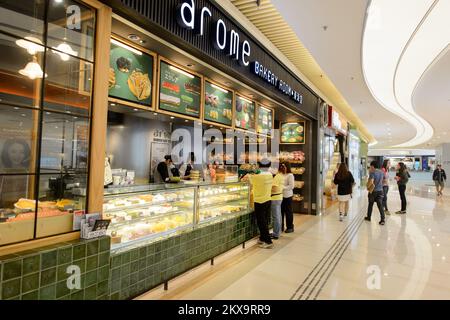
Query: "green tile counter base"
109 212 258 300
0 212 258 300
0 237 111 300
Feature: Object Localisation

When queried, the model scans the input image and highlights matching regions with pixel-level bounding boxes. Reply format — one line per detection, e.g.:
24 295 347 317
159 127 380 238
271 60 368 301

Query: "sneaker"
259 242 274 249
285 228 294 233
364 217 371 222
257 240 264 245
339 214 343 222
379 220 385 225
385 210 391 215
396 211 406 214
270 234 279 240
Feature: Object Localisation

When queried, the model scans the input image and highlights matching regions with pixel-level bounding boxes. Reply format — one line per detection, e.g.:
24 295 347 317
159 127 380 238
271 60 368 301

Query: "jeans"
255 201 272 244
367 190 385 221
281 197 294 231
398 184 407 211
271 200 282 237
382 185 389 211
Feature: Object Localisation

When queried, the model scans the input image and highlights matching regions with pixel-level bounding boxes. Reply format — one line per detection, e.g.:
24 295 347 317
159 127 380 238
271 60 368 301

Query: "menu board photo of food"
109 39 154 107
159 60 201 118
204 81 233 126
257 105 274 136
235 95 256 130
281 122 306 144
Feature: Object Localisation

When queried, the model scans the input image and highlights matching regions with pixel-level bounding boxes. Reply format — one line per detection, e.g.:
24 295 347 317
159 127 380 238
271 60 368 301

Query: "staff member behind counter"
153 155 180 183
179 152 204 180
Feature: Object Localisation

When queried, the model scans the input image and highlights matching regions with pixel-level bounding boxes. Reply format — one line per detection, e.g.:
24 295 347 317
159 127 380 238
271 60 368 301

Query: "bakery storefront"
0 0 320 300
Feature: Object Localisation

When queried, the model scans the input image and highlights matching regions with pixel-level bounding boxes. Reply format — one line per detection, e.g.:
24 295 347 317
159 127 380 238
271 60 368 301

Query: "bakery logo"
177 0 251 66
177 1 303 104
252 61 302 104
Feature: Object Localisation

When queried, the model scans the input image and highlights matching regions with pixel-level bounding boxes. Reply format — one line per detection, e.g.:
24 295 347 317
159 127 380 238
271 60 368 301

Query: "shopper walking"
381 159 391 215
244 161 274 249
365 161 386 225
280 162 295 233
432 164 447 196
395 162 410 214
270 165 285 240
333 163 355 222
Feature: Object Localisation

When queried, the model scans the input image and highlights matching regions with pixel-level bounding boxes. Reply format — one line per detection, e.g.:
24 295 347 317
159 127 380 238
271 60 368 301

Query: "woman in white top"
280 162 295 233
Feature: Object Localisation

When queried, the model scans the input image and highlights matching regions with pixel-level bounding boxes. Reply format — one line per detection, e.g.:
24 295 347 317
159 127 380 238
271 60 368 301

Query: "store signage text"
176 0 302 104
177 0 250 66
252 61 302 104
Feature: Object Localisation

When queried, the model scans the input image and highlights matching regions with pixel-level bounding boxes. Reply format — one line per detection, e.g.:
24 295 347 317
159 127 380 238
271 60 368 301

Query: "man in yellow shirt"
247 162 274 249
271 166 284 240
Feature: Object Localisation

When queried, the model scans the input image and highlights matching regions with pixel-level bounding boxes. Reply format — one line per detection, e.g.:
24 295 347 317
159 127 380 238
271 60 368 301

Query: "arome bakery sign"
176 0 303 104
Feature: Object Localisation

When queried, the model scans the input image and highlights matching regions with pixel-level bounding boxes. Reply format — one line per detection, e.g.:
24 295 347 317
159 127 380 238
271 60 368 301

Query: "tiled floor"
138 174 450 300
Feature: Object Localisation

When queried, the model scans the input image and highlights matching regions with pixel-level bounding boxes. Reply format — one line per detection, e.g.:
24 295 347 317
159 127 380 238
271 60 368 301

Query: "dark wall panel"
101 0 319 119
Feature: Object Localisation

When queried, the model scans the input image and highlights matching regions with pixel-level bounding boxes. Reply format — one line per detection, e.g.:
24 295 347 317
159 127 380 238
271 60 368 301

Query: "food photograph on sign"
235 95 255 130
159 60 201 117
204 81 233 126
109 38 154 106
257 105 273 136
281 122 305 144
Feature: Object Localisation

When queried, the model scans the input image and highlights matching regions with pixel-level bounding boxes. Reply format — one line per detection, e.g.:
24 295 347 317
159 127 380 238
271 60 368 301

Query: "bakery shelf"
106 209 192 228
103 198 194 214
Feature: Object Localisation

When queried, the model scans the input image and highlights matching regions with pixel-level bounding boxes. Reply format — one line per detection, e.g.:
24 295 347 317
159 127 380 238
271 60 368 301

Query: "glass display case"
103 184 196 250
102 181 250 251
198 182 250 224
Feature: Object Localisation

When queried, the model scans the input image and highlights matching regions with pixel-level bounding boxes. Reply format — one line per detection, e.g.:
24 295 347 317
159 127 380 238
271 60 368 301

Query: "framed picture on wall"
203 79 234 127
256 104 274 136
280 121 306 144
157 57 202 120
108 36 157 109
234 94 256 131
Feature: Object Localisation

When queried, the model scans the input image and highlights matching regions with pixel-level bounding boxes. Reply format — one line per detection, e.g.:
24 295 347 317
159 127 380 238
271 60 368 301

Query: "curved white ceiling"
363 0 450 148
271 0 415 149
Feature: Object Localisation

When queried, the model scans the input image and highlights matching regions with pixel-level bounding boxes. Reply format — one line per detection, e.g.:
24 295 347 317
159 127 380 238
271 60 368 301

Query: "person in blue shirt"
365 161 386 225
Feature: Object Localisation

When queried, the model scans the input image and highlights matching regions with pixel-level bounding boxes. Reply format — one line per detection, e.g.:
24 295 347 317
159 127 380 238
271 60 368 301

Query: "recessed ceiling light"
186 63 194 67
154 113 158 116
170 116 175 119
110 103 116 107
134 109 139 111
185 120 188 122
139 40 146 44
128 34 140 41
14 107 20 110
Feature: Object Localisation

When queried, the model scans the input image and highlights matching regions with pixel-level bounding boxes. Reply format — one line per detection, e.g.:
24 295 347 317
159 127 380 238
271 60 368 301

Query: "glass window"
44 50 93 116
0 0 45 42
36 173 87 237
0 33 44 108
0 174 36 245
47 0 96 62
0 105 39 174
40 112 89 173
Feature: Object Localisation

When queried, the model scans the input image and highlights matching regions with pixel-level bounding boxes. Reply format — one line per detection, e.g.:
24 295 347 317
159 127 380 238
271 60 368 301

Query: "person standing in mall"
333 163 355 222
243 161 274 249
395 162 410 214
432 164 447 196
365 161 386 225
280 162 295 233
381 159 391 215
270 164 285 240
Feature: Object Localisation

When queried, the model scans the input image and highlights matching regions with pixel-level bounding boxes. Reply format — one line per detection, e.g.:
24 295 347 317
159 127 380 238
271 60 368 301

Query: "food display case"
198 182 250 224
103 184 196 250
102 181 250 251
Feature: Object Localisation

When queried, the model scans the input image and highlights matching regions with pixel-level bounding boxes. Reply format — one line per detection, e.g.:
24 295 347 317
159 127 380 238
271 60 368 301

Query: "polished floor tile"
138 175 450 300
